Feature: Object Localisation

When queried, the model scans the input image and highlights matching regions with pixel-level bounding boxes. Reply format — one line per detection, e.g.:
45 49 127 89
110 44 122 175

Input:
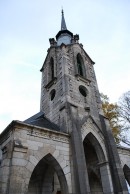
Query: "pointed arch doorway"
123 164 130 191
83 132 113 194
27 154 68 194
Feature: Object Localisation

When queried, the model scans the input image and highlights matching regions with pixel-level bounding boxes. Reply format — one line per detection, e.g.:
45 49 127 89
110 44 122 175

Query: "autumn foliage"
100 93 121 144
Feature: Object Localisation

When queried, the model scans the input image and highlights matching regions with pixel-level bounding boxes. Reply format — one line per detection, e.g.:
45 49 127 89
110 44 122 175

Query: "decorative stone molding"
27 128 69 143
81 117 105 144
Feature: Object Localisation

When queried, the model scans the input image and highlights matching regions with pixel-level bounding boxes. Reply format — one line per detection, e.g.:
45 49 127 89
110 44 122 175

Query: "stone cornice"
0 120 70 145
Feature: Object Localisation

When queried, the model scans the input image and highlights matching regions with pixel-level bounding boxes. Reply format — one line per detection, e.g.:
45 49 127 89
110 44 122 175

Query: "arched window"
50 57 54 80
77 54 84 77
45 57 57 88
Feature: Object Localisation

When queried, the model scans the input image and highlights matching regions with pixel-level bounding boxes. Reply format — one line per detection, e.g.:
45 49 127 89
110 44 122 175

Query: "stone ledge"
75 74 91 85
45 77 57 90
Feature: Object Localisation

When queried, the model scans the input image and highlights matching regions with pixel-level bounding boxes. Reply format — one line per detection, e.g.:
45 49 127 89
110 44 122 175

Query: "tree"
100 93 121 144
118 91 130 145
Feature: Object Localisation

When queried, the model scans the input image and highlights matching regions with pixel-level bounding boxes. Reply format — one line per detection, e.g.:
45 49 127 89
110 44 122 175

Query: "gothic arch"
123 164 130 186
27 153 69 194
82 117 114 193
76 53 86 77
81 116 107 160
84 132 105 162
83 133 104 193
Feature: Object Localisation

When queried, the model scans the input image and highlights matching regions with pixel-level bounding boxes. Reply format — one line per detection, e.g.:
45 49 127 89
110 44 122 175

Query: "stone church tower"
0 10 129 194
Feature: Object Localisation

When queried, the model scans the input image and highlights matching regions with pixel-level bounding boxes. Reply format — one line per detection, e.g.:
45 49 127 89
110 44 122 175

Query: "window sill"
75 74 91 85
45 77 57 90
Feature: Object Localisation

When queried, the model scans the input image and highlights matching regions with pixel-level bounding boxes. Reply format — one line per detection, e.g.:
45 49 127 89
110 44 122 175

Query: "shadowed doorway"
28 154 68 194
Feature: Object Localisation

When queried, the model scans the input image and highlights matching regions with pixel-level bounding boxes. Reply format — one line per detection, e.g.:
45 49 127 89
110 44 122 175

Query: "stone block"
63 165 70 175
53 150 59 158
25 161 35 173
12 158 28 166
27 140 43 150
29 155 39 166
1 158 10 167
60 160 66 168
13 151 27 159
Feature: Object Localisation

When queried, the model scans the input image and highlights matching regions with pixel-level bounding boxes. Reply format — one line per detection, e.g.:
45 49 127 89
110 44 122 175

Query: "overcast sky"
0 0 130 132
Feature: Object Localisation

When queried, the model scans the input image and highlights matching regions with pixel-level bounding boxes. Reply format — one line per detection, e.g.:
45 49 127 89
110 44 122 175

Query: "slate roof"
24 112 60 132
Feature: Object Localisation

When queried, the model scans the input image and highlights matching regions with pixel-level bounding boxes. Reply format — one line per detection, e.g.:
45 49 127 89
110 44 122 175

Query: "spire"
61 9 67 31
56 9 73 44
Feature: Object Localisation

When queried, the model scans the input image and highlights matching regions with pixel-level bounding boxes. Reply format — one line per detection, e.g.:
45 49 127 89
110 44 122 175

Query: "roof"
56 9 73 40
24 112 60 132
61 9 67 30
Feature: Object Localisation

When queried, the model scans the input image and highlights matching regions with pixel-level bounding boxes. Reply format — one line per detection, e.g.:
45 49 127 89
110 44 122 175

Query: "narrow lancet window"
77 54 84 77
50 57 54 80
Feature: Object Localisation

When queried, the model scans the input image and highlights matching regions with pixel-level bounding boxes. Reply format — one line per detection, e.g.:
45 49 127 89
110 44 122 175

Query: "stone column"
70 104 90 194
99 161 114 194
0 141 16 194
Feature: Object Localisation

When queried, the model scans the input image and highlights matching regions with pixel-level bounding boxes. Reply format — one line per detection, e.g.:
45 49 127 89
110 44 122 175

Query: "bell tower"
0 10 129 194
40 10 129 193
40 10 101 133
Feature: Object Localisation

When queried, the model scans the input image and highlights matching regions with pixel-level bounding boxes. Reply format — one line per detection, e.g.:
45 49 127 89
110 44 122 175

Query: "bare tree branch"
118 91 130 145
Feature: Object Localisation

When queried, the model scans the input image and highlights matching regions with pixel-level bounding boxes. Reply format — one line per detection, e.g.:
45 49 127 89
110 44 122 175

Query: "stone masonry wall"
40 43 102 133
0 122 72 194
117 146 130 168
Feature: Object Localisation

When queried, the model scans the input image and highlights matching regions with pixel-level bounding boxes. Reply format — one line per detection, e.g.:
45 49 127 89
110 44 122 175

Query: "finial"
61 7 63 13
61 6 63 13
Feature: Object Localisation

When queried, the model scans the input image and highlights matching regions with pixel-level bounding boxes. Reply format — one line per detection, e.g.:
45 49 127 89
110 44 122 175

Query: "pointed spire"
56 9 73 44
61 9 67 31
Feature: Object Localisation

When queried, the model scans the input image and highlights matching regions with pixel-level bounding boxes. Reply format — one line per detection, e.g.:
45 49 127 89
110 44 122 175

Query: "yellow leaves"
101 93 120 144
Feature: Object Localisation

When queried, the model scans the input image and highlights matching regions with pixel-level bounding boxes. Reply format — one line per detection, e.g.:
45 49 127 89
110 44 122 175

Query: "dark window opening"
56 191 61 194
50 89 56 101
50 57 54 80
77 54 84 76
52 177 54 192
79 85 87 97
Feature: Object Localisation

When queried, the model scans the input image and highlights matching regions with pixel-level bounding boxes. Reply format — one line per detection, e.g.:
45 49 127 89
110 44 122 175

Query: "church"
0 10 130 194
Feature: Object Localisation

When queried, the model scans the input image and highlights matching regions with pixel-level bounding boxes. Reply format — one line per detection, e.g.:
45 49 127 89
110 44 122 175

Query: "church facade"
0 11 130 194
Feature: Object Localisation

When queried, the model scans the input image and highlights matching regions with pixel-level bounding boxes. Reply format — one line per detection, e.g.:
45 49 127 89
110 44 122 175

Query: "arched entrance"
27 154 68 194
83 132 113 194
123 164 130 191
